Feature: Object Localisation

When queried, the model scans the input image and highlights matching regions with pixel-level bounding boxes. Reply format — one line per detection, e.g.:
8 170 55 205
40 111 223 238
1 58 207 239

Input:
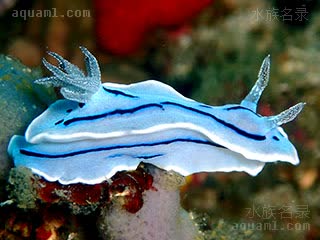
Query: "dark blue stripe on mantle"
103 87 138 98
225 106 259 116
20 138 225 159
62 101 266 141
162 102 266 141
63 103 164 126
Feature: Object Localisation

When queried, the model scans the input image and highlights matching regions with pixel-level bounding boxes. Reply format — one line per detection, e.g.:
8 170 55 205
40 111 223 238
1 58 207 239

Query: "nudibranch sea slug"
8 47 305 185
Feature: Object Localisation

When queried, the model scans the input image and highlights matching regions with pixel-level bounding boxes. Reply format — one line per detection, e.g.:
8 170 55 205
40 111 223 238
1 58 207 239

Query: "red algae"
35 167 153 213
4 164 156 238
36 179 109 206
8 164 154 214
110 168 154 213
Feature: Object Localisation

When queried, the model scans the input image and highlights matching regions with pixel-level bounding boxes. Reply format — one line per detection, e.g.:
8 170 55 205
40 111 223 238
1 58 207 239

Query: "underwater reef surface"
1 0 320 239
2 163 203 239
0 55 55 201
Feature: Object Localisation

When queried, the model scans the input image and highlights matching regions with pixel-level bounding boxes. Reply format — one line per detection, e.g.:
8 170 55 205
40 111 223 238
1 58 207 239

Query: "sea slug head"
35 46 102 103
220 55 305 165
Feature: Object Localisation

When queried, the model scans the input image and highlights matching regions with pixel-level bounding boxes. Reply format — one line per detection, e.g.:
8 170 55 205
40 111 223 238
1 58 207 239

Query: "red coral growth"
33 165 153 213
109 168 154 213
2 165 155 238
36 179 109 206
35 180 60 203
94 0 213 55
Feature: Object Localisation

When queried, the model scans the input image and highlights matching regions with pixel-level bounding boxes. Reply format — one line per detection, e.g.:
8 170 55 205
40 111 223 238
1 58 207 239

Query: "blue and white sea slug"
8 47 305 184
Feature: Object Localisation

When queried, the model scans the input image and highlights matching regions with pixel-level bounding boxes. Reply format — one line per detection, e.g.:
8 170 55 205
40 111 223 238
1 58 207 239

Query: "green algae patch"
7 167 38 209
